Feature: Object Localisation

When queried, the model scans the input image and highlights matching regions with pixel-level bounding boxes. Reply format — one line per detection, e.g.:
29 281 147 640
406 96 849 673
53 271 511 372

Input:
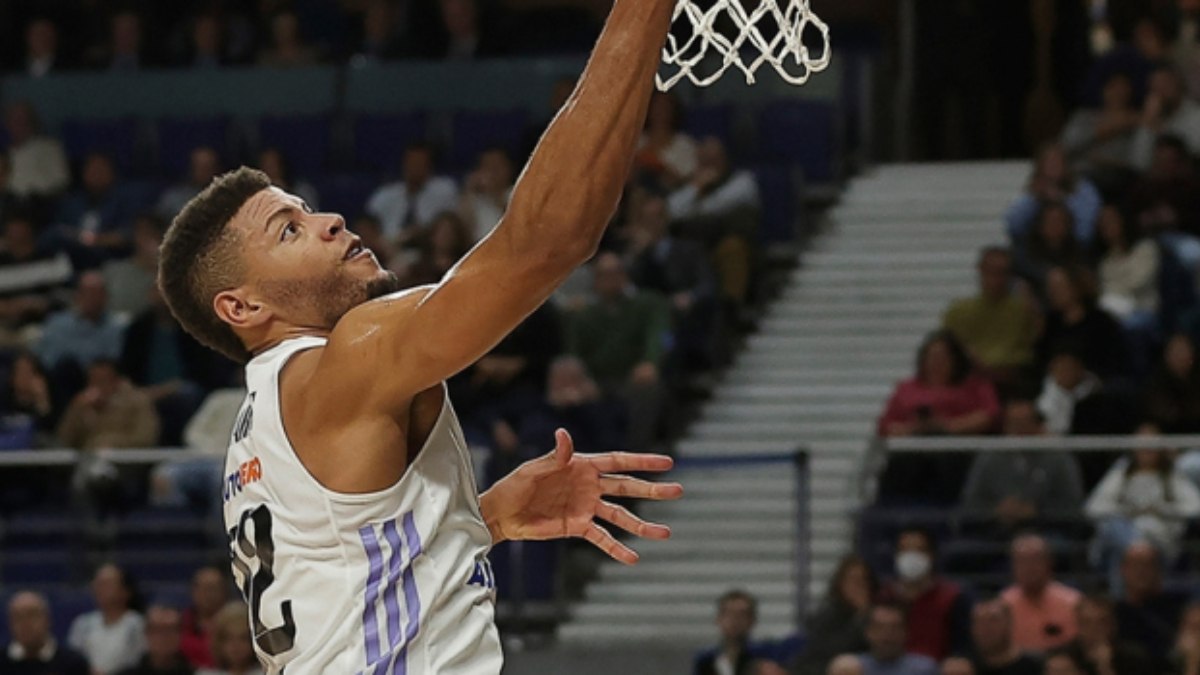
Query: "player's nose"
319 213 346 241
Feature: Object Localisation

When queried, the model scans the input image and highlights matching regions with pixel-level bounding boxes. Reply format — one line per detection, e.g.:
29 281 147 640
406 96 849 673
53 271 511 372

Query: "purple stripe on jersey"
359 525 385 666
387 513 425 675
381 519 404 649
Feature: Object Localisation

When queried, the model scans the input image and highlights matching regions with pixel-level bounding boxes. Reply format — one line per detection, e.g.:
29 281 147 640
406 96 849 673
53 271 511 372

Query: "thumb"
553 428 574 468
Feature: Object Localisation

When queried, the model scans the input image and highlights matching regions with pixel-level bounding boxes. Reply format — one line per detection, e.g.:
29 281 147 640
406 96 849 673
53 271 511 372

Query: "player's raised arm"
325 0 676 407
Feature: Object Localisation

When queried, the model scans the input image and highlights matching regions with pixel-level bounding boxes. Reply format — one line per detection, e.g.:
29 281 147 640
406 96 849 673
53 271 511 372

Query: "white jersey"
222 337 503 675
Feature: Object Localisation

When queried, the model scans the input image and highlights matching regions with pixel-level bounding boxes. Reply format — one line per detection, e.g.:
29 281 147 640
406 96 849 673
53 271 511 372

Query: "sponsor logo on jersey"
468 556 495 591
224 457 263 502
233 392 256 443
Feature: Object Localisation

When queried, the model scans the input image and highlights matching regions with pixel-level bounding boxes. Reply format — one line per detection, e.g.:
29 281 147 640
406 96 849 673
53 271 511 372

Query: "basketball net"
657 0 831 90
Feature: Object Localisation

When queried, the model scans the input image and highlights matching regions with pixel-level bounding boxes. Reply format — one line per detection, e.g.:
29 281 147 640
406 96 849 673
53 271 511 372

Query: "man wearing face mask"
878 528 972 662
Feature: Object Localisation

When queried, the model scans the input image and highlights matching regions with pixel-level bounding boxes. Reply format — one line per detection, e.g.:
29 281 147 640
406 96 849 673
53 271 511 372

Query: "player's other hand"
479 428 683 564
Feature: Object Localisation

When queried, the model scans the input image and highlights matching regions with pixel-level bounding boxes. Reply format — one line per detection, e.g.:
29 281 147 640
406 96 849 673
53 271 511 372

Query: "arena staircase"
556 162 1027 647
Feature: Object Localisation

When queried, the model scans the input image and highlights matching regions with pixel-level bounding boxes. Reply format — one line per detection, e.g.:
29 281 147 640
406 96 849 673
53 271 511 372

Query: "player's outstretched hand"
478 428 683 564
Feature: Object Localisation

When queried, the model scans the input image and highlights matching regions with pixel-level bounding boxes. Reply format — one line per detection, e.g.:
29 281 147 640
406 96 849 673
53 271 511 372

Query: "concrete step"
586 580 797 603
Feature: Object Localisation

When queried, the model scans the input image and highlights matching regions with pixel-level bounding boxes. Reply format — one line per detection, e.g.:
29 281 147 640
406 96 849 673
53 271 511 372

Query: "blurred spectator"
0 212 72 334
1006 144 1102 246
115 605 193 675
4 102 69 199
1169 602 1200 675
1128 135 1200 270
1144 334 1200 433
36 271 124 373
351 0 404 64
753 661 788 675
1036 266 1130 382
458 147 514 241
1011 204 1088 294
185 14 228 69
366 143 459 244
104 213 163 319
1041 649 1088 675
1131 67 1200 171
826 654 865 675
961 400 1085 534
351 214 392 268
694 590 760 675
967 598 1042 675
626 194 718 372
1036 346 1101 435
257 148 318 211
1114 541 1186 663
0 152 21 225
568 252 670 451
24 18 61 78
68 563 146 674
942 247 1039 384
257 11 319 68
940 658 975 675
1084 424 1200 588
1094 205 1159 328
436 0 503 60
104 11 147 71
876 330 1001 437
179 567 228 669
395 210 474 287
53 152 140 266
150 387 245 520
793 554 876 675
1000 533 1081 654
1 351 59 445
158 147 222 220
194 602 260 675
857 603 939 675
1062 595 1154 675
58 358 159 451
878 528 970 661
2 590 89 674
635 92 698 189
1062 72 1139 191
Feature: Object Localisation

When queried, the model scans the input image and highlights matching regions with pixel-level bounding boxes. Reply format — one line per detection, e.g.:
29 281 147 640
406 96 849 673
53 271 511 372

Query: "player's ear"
214 288 269 330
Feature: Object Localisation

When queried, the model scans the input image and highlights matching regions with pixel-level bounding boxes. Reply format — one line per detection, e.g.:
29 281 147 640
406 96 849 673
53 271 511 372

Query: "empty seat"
683 103 735 146
3 548 71 585
352 113 428 173
450 109 529 172
156 116 231 176
258 115 332 176
60 117 142 172
313 173 378 223
489 540 559 602
756 100 837 183
752 164 798 244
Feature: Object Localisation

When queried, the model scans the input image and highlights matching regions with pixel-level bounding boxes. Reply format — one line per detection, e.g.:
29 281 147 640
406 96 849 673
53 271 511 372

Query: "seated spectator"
23 18 63 78
1041 649 1087 675
457 147 514 241
1084 424 1200 588
793 554 876 675
351 0 403 64
968 599 1042 675
1169 602 1200 675
150 387 245 521
827 654 865 675
1011 204 1089 294
1094 205 1159 329
1061 72 1139 193
1036 266 1131 381
1000 533 1081 654
752 660 788 675
878 528 970 661
365 142 459 244
68 564 146 674
569 252 670 451
627 194 718 372
182 13 228 69
394 211 475 288
1006 144 1102 246
1144 334 1200 433
52 152 140 267
195 602 260 675
36 271 125 389
115 605 193 675
0 212 73 334
58 358 160 451
256 148 318 211
3 590 89 674
1 351 59 445
256 10 319 68
0 151 25 226
1036 346 1101 435
693 590 761 675
104 213 164 320
180 567 229 669
1114 540 1187 664
4 101 69 199
1062 595 1154 675
857 603 939 675
158 147 222 221
876 330 1000 437
432 0 505 60
1127 135 1200 270
1131 66 1200 171
635 91 698 190
942 246 1039 385
961 400 1085 535
940 658 974 675
99 11 147 71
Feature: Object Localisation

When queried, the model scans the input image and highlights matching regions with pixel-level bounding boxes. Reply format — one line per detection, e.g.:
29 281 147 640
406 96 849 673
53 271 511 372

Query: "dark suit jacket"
629 237 716 301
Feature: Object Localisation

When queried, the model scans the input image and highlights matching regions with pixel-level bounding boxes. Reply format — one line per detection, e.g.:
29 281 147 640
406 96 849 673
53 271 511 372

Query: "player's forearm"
503 0 675 261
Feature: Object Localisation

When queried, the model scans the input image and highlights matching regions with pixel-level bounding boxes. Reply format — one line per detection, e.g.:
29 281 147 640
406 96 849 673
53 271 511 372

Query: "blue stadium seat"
4 511 79 547
156 116 231 176
259 115 332 176
683 103 735 146
117 508 210 549
756 100 838 183
752 164 798 244
115 550 206 584
3 549 71 585
313 173 378 223
489 540 558 601
60 117 142 172
450 109 529 172
352 113 428 173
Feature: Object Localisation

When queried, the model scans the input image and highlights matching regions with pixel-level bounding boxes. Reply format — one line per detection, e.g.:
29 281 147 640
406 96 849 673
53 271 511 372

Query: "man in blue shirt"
859 603 939 675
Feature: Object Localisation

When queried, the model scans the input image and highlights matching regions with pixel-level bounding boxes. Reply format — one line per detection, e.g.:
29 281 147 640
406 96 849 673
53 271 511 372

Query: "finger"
585 451 674 474
597 500 672 540
600 475 684 501
553 428 573 468
582 522 639 565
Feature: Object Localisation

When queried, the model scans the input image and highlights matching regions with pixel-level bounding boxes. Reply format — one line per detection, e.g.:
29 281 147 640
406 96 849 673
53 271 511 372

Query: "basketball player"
156 0 680 671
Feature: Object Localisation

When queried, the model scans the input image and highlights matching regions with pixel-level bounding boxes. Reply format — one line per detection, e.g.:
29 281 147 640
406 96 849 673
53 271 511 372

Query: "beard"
259 267 401 330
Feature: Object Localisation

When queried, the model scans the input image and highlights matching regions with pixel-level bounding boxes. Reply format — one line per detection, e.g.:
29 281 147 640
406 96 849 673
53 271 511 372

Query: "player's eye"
281 222 298 241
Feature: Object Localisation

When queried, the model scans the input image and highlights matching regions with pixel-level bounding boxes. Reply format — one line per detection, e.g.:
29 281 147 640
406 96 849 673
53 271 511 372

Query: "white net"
657 0 831 90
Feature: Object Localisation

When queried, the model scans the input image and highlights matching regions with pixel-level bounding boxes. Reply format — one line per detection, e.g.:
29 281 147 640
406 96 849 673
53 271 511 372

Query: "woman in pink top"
877 330 1002 437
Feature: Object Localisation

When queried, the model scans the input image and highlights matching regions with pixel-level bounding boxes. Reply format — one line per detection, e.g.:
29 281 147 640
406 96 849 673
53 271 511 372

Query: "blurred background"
1 1 1200 674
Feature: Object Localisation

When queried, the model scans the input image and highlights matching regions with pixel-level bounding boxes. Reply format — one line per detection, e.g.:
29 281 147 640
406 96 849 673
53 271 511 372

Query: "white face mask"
895 551 932 581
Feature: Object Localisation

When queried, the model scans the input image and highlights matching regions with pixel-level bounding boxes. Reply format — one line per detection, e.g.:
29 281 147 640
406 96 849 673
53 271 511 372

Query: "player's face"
231 187 399 330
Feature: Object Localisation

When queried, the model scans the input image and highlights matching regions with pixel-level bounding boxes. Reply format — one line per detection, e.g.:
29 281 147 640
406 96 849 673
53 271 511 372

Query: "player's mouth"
343 239 371 262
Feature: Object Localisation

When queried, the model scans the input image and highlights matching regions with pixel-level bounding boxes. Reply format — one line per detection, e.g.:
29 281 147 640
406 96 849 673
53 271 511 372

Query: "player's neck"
246 323 330 358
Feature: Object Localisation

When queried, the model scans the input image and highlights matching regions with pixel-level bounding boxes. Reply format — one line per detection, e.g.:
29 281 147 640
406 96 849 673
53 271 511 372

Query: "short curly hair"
158 167 271 363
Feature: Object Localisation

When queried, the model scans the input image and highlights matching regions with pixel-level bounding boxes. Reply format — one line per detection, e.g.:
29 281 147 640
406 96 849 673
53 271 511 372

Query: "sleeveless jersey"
222 337 503 674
